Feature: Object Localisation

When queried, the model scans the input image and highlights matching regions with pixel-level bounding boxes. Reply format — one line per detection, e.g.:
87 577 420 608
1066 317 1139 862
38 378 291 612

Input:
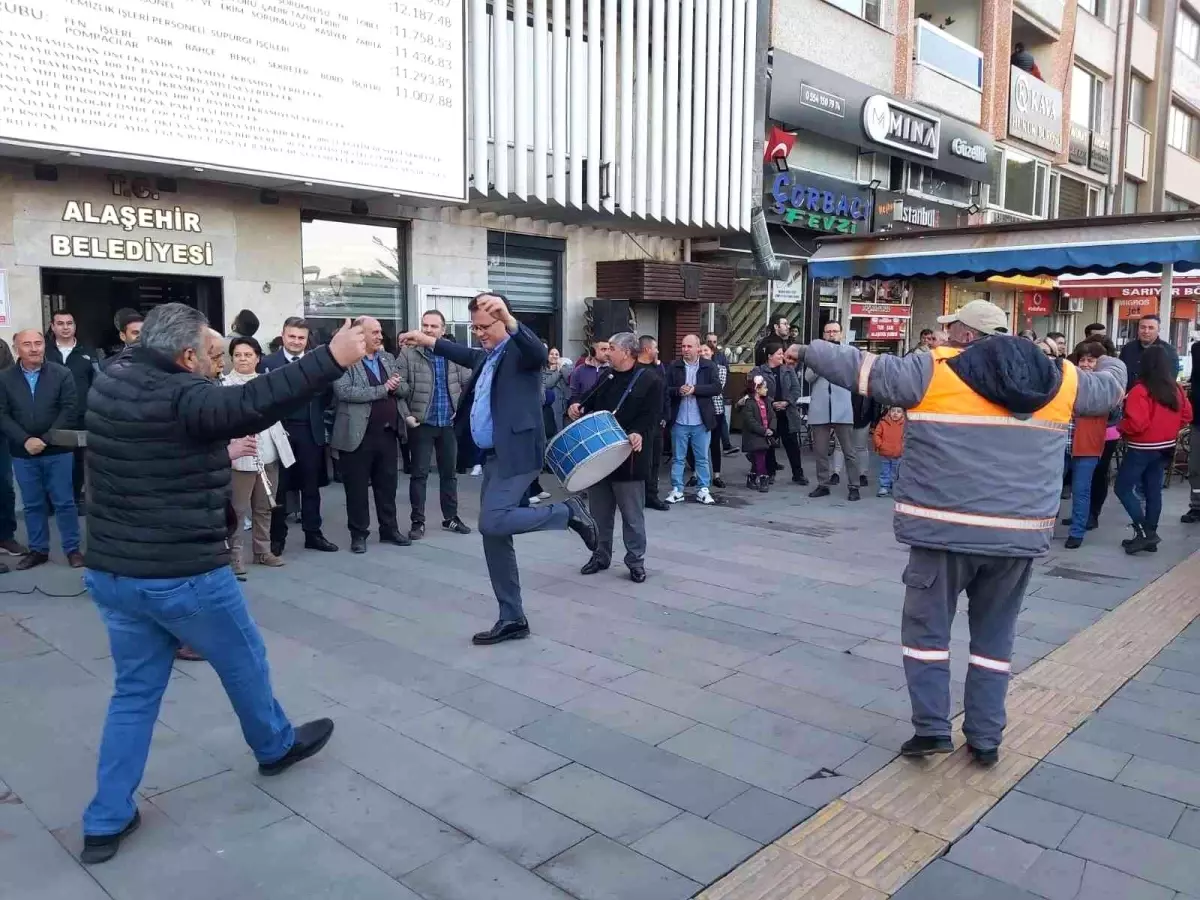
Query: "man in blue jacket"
399 293 597 645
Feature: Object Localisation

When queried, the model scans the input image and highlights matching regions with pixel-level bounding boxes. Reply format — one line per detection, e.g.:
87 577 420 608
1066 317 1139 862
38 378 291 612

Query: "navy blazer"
260 349 330 446
665 357 720 431
433 324 547 478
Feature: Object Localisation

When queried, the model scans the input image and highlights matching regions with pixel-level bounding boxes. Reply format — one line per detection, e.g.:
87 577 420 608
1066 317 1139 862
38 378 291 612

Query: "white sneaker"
665 489 685 504
529 495 542 504
470 465 483 476
537 491 551 500
696 488 716 505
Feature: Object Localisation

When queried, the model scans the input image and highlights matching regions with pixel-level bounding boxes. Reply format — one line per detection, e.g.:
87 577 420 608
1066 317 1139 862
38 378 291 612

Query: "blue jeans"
0 441 15 541
12 453 79 553
878 458 900 492
83 567 295 836
671 423 711 490
1115 448 1167 532
1068 456 1099 538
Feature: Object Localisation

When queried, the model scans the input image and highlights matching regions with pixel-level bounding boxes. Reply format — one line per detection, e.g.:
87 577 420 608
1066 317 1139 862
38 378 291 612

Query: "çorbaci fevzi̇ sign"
51 202 214 266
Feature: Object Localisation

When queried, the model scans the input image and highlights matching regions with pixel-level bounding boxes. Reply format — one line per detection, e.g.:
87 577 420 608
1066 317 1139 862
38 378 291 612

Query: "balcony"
1013 0 1064 38
1164 147 1200 206
911 20 984 123
1125 123 1150 181
1130 15 1158 78
1073 9 1116 76
1175 51 1200 112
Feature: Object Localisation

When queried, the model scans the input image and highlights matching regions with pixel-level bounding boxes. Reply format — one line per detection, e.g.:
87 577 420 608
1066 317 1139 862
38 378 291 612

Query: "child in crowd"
1061 341 1111 548
872 407 905 497
739 375 776 492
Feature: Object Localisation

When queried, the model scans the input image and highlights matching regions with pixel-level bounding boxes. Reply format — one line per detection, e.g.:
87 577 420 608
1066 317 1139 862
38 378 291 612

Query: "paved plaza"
0 466 1197 900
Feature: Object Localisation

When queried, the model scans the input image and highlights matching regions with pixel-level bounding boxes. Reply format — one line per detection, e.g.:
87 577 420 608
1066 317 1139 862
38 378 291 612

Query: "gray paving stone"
1043 736 1132 780
891 859 1042 899
1118 680 1200 716
1074 860 1176 900
725 707 865 769
736 654 893 707
630 812 759 883
0 796 113 900
605 670 754 729
658 724 819 795
1155 667 1200 695
150 772 292 847
981 792 1083 849
947 826 1044 885
708 672 897 741
706 786 814 843
255 755 471 878
559 688 696 744
1170 808 1200 851
441 682 557 731
1060 814 1200 893
836 743 896 779
1076 718 1200 775
785 773 859 808
1097 697 1200 744
1020 849 1084 900
1152 646 1200 676
1136 665 1167 683
535 834 700 900
402 840 576 900
1119 757 1200 807
1017 762 1185 837
516 712 751 816
521 764 681 845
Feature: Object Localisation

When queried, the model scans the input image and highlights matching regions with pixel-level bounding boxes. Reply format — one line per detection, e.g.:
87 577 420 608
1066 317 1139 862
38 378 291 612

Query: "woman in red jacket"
1115 344 1193 553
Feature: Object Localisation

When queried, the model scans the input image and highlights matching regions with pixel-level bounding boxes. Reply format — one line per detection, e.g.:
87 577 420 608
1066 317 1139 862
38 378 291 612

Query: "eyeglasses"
470 321 503 334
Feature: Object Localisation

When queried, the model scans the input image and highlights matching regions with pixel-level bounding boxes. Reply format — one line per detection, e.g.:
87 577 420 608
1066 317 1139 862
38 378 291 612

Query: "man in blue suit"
399 293 597 645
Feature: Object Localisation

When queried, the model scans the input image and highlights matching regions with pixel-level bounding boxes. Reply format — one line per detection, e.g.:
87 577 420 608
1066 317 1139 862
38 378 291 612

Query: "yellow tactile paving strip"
697 551 1200 900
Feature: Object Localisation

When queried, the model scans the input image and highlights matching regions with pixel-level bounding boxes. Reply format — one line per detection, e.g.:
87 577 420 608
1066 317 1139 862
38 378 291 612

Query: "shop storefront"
1058 274 1200 357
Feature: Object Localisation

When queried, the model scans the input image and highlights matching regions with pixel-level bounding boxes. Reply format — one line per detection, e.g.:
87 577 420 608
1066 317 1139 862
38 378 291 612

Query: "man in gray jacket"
806 321 861 500
331 316 411 554
396 310 472 540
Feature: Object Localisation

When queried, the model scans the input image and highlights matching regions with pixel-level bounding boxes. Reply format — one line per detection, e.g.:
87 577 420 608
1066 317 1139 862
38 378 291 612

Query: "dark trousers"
270 425 324 545
1115 448 1168 532
768 418 805 477
1091 439 1119 519
0 441 15 542
341 427 400 539
645 426 664 501
408 424 458 526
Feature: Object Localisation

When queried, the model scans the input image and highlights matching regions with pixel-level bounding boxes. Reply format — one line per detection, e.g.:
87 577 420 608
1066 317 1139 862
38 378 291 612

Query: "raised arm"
432 337 485 370
1074 357 1127 417
802 341 935 410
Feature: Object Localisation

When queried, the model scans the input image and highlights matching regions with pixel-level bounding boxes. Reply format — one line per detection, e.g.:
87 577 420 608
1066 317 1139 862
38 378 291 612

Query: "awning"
807 213 1200 280
986 275 1057 291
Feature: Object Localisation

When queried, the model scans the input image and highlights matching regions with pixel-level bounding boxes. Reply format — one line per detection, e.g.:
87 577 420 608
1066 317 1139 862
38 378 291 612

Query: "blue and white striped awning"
806 214 1200 281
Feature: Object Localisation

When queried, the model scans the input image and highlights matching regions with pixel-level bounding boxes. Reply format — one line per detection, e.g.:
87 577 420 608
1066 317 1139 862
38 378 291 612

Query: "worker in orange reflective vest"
792 300 1126 766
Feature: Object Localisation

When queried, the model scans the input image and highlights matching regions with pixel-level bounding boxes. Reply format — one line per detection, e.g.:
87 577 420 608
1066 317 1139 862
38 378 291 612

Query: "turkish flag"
764 126 796 162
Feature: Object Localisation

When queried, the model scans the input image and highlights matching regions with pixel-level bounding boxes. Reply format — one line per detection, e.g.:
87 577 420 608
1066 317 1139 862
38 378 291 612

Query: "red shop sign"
850 302 912 318
1022 291 1052 316
866 317 907 340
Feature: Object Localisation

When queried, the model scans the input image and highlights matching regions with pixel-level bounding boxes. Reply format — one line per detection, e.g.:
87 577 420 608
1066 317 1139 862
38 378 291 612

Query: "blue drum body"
545 411 632 492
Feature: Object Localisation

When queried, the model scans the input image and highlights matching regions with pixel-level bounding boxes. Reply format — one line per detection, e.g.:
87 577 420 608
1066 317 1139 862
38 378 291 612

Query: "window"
486 232 563 346
1135 0 1150 18
1078 0 1107 21
1164 194 1198 211
913 20 984 91
1168 104 1200 156
1178 9 1200 61
824 0 883 27
1129 76 1149 128
1122 178 1141 213
1070 66 1104 131
1088 186 1105 216
907 164 974 205
987 146 1051 218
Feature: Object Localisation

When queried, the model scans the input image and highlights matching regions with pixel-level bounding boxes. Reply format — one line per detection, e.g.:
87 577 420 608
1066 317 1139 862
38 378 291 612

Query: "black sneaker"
409 523 426 541
686 475 699 488
968 744 1000 767
472 619 530 645
259 718 335 776
808 486 830 498
443 517 472 535
859 474 869 487
1065 536 1083 549
829 473 840 485
564 497 598 552
629 565 647 583
848 487 861 502
791 473 810 486
712 476 726 489
1183 509 1200 524
80 809 141 865
900 734 953 757
350 535 367 554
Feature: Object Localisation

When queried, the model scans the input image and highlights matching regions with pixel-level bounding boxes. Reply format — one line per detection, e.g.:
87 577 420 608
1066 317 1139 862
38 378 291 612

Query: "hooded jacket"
804 336 1127 557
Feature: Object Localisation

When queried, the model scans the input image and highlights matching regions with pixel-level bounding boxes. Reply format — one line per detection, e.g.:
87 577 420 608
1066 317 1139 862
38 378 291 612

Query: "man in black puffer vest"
78 303 367 866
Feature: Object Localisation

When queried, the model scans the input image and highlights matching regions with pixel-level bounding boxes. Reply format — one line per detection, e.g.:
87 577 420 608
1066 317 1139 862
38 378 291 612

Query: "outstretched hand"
328 318 368 368
398 329 435 349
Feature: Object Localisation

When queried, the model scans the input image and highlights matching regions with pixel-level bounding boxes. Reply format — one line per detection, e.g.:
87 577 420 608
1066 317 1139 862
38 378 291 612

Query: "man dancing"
568 332 660 583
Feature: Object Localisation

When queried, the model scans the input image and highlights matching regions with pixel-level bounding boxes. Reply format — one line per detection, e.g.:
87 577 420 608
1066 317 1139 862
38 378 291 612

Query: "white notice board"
0 1 467 202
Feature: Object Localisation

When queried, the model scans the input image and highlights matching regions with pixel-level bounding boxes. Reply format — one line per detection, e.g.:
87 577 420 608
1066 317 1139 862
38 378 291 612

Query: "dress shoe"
304 533 338 552
381 530 412 547
564 497 599 551
174 645 205 662
80 809 141 865
791 473 810 486
409 523 425 540
270 542 285 557
646 497 669 511
968 744 1000 767
829 473 840 485
255 553 285 567
1064 536 1083 549
899 734 953 757
15 551 48 572
472 619 530 645
859 474 869 487
0 538 27 556
712 475 726 489
722 446 739 456
848 487 861 502
629 565 647 583
1183 509 1200 524
258 718 335 776
808 486 830 498
580 555 610 575
443 517 472 535
350 535 367 554
67 551 85 568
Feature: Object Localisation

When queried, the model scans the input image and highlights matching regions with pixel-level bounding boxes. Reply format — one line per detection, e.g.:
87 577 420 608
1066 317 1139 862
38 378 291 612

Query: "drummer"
567 332 660 583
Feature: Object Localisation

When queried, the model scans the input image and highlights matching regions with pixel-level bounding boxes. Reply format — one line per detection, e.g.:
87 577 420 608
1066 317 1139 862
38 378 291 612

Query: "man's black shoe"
646 497 669 511
792 473 810 486
848 487 861 502
350 536 367 554
15 551 48 572
409 523 426 541
629 565 647 583
1065 536 1083 549
580 555 610 575
829 473 840 485
860 474 869 487
1183 509 1200 524
900 734 954 757
808 486 830 498
564 497 599 552
304 533 338 552
443 517 472 535
259 718 335 776
686 475 699 488
80 809 141 865
1086 515 1098 530
472 619 530 645
270 541 284 557
1061 517 1073 525
712 476 726 489
381 530 412 547
968 744 1000 767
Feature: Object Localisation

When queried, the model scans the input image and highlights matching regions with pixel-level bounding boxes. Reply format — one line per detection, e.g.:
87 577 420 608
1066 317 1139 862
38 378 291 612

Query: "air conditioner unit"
1058 296 1084 314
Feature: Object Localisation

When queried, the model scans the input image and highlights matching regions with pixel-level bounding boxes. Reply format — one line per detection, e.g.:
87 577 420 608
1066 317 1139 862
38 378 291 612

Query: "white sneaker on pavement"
537 491 551 500
696 488 716 505
665 489 685 504
470 465 483 476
